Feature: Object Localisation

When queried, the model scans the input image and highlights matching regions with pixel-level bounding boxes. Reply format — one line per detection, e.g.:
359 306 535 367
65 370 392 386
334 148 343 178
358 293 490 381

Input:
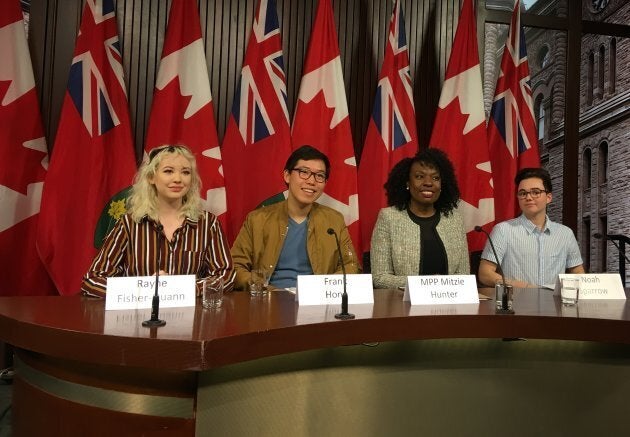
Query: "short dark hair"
515 167 552 192
385 148 460 215
284 145 331 178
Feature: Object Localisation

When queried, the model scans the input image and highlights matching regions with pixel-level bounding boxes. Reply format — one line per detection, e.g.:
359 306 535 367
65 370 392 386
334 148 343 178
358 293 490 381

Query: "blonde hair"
128 145 203 222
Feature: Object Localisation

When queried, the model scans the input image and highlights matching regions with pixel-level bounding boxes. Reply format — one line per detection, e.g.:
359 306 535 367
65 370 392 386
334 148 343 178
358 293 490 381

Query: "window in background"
587 51 594 105
582 218 591 272
583 148 592 189
535 94 545 140
597 45 606 99
538 45 551 68
598 141 608 185
609 38 616 94
600 216 608 272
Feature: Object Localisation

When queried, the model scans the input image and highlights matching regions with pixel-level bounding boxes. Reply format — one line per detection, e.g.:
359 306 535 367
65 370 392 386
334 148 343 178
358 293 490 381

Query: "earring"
406 185 409 190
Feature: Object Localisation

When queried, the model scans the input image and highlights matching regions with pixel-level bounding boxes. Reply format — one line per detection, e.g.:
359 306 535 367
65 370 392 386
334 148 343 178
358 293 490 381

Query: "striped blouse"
81 211 235 296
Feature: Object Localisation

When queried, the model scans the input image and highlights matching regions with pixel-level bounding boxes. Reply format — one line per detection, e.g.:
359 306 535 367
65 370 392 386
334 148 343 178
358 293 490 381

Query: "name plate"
555 273 626 300
404 275 479 305
105 275 196 310
296 274 374 306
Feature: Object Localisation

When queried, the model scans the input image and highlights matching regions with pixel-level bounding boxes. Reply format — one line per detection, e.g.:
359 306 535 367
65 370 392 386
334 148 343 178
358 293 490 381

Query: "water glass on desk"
249 268 268 296
202 276 224 309
561 277 579 306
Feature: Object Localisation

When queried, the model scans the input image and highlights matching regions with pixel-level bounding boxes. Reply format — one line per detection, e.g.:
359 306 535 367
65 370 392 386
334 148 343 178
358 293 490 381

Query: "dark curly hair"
384 148 460 215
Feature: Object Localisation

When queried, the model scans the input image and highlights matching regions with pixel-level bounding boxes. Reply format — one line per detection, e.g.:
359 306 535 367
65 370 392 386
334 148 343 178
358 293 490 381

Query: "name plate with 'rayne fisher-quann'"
105 275 196 310
404 275 479 305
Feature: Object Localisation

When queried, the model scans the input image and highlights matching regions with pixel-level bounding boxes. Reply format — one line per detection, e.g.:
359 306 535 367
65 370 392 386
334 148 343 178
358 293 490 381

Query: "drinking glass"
561 277 580 306
249 269 266 296
202 276 224 309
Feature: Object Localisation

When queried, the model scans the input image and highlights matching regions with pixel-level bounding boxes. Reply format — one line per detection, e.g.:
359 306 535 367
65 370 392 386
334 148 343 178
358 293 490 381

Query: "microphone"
594 233 630 264
143 224 166 327
474 226 514 314
327 228 355 320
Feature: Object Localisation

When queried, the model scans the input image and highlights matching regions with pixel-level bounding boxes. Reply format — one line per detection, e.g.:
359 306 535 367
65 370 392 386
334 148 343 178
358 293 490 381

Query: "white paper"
296 274 374 306
554 273 626 300
105 275 196 310
404 275 479 305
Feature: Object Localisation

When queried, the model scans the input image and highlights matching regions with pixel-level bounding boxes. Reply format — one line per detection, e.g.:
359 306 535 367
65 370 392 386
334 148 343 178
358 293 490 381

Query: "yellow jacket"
230 200 359 290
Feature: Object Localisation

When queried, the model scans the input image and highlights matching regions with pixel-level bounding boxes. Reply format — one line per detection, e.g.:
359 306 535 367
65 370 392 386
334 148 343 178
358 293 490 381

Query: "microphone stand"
143 224 166 327
475 226 514 314
327 228 355 320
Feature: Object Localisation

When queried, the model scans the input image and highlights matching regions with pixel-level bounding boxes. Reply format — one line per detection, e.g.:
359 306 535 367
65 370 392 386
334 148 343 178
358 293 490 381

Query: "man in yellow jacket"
231 145 358 290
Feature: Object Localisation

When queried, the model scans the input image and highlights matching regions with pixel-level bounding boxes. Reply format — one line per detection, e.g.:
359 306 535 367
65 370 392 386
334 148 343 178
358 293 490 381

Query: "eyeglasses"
291 167 327 183
517 188 548 199
148 145 183 162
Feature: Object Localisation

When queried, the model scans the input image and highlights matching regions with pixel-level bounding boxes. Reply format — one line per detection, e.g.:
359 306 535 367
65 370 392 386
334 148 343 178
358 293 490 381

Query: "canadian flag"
145 0 227 227
292 0 361 257
0 0 56 296
429 0 495 252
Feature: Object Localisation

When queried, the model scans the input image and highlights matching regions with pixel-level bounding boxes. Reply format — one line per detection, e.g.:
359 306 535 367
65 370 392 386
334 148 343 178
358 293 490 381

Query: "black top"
407 209 448 275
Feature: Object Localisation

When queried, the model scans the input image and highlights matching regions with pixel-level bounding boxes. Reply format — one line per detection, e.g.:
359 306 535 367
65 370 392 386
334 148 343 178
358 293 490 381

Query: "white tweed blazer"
370 206 470 289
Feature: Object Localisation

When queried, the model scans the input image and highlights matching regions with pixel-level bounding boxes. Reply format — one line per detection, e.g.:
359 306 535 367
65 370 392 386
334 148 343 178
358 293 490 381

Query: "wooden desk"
1 289 630 436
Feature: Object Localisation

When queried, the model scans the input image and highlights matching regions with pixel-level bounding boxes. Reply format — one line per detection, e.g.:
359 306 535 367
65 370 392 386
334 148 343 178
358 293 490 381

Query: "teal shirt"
270 217 313 288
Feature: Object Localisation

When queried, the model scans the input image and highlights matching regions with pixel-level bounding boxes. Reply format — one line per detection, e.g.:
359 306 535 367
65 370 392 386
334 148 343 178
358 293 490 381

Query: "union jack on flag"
37 0 137 295
67 0 124 137
373 0 414 151
222 0 292 240
231 0 289 145
487 0 540 223
358 0 418 252
488 4 537 158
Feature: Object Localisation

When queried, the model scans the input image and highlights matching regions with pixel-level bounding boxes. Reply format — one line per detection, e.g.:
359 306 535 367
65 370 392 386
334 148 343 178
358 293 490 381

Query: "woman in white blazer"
371 149 469 289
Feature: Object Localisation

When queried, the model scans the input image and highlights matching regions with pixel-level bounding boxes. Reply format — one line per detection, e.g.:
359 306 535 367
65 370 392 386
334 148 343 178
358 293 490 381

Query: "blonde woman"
82 145 234 296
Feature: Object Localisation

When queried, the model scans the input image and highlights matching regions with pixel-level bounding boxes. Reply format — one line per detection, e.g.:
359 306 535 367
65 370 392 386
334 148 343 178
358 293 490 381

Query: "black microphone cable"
475 226 514 314
143 224 166 327
327 228 355 320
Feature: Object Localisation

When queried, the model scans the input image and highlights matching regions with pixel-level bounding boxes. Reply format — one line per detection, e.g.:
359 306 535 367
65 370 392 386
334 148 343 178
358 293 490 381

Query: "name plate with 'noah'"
105 275 196 310
555 273 626 300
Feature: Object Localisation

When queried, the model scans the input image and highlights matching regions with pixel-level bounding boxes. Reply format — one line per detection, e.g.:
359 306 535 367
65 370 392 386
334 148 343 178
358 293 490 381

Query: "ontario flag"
429 0 494 252
487 0 540 224
0 0 56 296
37 0 137 295
358 0 417 253
292 0 361 257
145 0 226 228
222 0 292 241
